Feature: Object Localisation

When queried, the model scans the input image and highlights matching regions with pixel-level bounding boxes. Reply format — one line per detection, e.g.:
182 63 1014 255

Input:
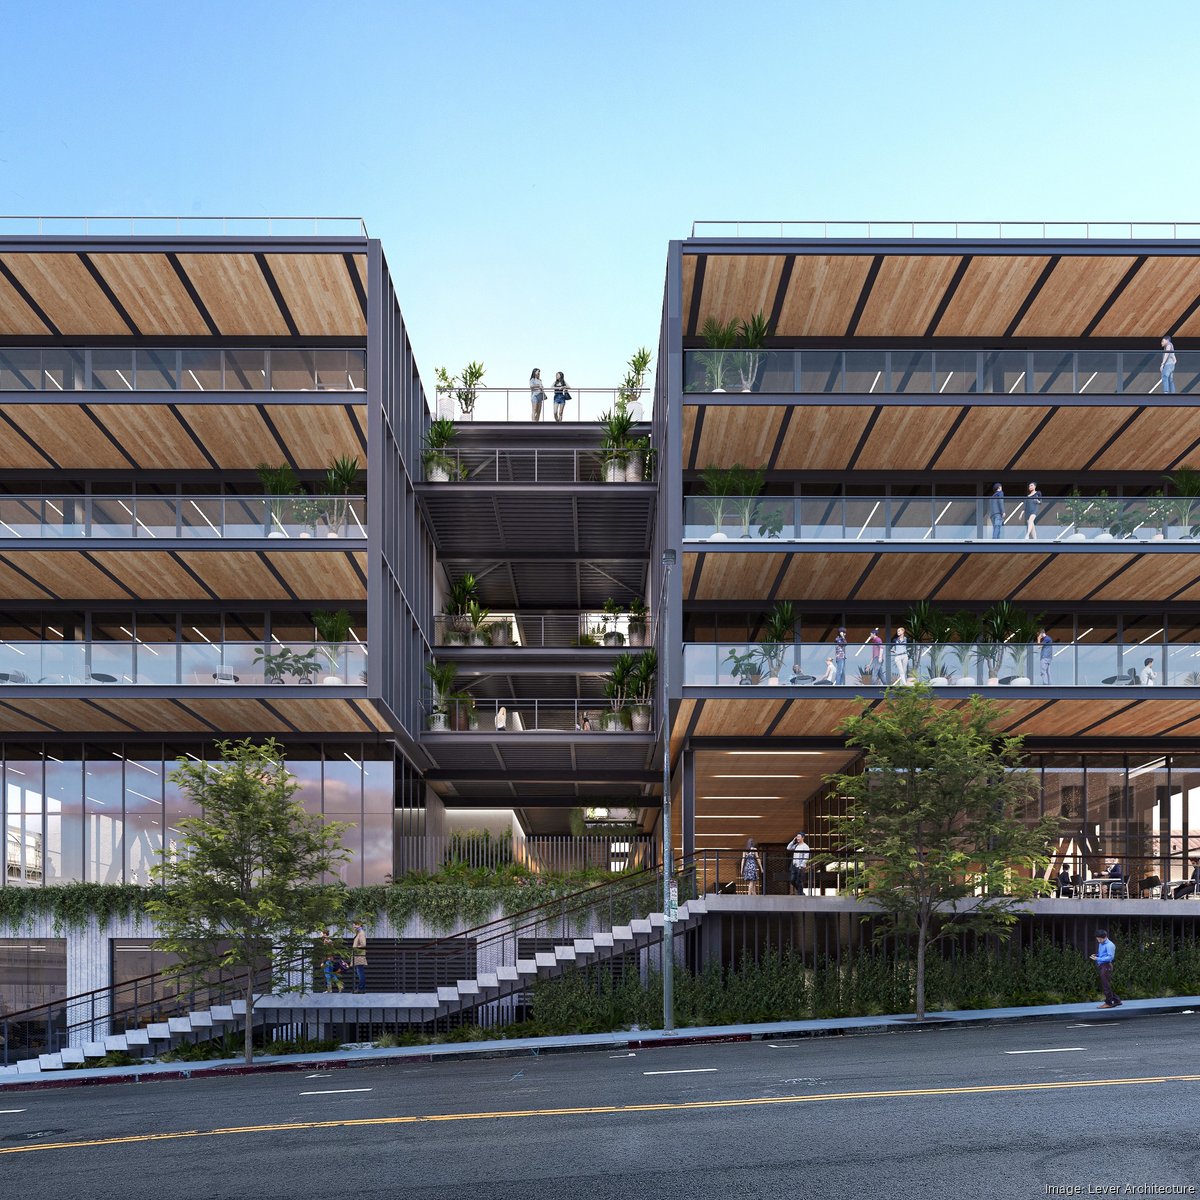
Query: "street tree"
825 683 1058 1020
148 737 351 1063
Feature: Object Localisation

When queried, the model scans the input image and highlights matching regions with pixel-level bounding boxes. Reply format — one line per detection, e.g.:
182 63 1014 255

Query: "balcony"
422 445 654 486
433 612 653 650
425 698 654 734
0 347 366 393
683 640 1200 690
431 386 652 423
0 640 366 688
682 494 1193 545
0 495 366 542
683 348 1191 397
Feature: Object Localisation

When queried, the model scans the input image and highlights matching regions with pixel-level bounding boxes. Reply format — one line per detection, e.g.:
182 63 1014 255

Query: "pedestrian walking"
319 929 346 993
786 831 811 895
834 627 847 685
990 483 1005 539
1140 657 1156 687
1037 628 1053 685
890 625 910 684
1161 336 1177 394
552 371 570 421
740 838 763 896
1089 929 1122 1008
867 627 884 684
1024 482 1042 540
351 921 368 994
529 368 546 421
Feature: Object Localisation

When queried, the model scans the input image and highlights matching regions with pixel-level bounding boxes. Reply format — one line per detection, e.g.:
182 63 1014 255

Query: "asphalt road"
3 1012 1199 1200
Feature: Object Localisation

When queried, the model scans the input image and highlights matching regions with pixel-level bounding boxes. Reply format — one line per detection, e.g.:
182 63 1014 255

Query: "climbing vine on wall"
0 883 154 933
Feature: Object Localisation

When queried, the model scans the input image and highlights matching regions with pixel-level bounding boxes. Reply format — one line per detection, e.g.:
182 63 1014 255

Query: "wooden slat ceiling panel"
177 551 289 600
933 405 1052 471
1010 406 1133 472
692 698 784 738
683 552 700 598
681 256 697 330
1084 553 1200 602
933 553 1051 603
771 699 865 737
352 254 367 293
0 253 128 335
88 551 211 600
174 405 275 469
854 256 962 337
266 552 366 601
1160 570 1200 603
695 255 785 330
263 405 363 467
105 698 213 732
268 698 378 734
682 406 697 462
11 553 132 599
0 701 57 731
0 556 54 599
1005 699 1134 737
264 253 366 337
986 698 1055 734
693 405 784 468
1008 553 1129 602
1089 408 1200 472
87 253 210 336
175 253 289 336
778 553 864 601
775 404 872 471
0 272 49 334
182 698 290 732
934 256 1051 337
1091 257 1200 338
857 405 961 471
1 404 130 469
775 255 874 337
670 698 696 763
1014 256 1134 337
90 404 212 470
0 425 53 468
852 552 960 602
1079 700 1199 738
10 698 136 733
693 552 786 601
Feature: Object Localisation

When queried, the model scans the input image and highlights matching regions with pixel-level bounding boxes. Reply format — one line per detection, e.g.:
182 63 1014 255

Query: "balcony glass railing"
430 386 652 424
434 613 653 650
0 641 366 686
683 348 1193 396
0 347 366 393
0 495 366 539
425 447 654 485
683 495 1195 543
425 698 654 733
684 641 1200 689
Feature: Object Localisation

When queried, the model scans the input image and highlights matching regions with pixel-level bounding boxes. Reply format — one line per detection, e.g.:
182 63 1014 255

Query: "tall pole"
660 549 675 1033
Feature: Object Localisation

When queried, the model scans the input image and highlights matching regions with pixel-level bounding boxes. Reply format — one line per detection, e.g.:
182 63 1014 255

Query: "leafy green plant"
426 660 458 720
734 310 773 391
699 464 765 536
437 361 486 418
759 601 795 678
1163 466 1200 536
320 455 361 535
754 502 785 538
617 347 653 410
255 463 300 534
695 316 740 391
724 646 765 684
311 609 354 677
602 652 636 729
947 610 983 679
422 417 459 479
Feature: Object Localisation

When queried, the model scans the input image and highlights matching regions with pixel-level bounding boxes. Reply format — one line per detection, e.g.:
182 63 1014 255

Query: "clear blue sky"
4 1 1197 389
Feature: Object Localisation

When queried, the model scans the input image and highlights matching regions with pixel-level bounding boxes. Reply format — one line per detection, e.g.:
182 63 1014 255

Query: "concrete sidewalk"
3 994 1197 1092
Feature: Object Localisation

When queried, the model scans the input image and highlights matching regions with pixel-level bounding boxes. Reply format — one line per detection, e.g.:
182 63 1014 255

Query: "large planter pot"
603 632 626 648
427 712 448 732
321 674 344 686
600 711 625 732
628 623 647 648
427 464 449 483
630 704 652 732
268 530 287 539
603 460 626 484
625 455 645 483
708 530 728 542
491 625 511 647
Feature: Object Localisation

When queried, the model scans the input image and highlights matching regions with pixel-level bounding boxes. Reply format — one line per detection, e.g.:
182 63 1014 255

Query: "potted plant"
601 598 625 647
292 496 324 539
253 646 295 684
695 316 740 392
448 691 477 731
1059 490 1096 541
1146 491 1174 540
724 646 765 686
733 311 773 392
436 362 485 422
947 610 983 685
754 501 786 539
617 347 653 417
575 630 601 648
629 649 657 732
625 436 652 482
699 464 765 540
425 660 457 731
289 648 321 685
601 653 635 730
422 417 459 483
599 406 635 483
1089 492 1120 541
906 600 952 682
320 455 361 537
311 608 353 684
255 463 300 538
444 574 478 635
1163 466 1200 540
466 600 491 646
627 599 649 647
759 601 795 685
490 619 513 648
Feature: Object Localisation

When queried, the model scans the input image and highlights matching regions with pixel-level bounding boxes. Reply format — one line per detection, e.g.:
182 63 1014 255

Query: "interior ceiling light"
711 774 805 779
700 795 781 801
696 814 762 819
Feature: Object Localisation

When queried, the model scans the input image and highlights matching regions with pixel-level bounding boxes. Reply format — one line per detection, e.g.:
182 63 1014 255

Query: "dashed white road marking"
0 1109 27 1114
643 1068 718 1076
1004 1047 1085 1055
299 1088 374 1095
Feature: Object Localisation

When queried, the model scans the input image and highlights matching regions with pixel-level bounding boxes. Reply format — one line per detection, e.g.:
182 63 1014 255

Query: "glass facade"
0 938 66 1016
2 743 397 888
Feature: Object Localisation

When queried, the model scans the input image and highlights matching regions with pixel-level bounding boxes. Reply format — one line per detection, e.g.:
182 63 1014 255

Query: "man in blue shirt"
1090 930 1121 1008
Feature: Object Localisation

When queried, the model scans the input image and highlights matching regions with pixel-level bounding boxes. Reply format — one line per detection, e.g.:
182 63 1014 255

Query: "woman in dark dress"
1024 482 1042 540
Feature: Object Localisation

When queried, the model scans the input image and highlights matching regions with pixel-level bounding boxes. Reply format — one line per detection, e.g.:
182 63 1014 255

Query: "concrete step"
454 980 481 996
592 932 615 949
630 918 652 935
103 1035 129 1052
59 1047 86 1066
477 973 500 989
573 939 596 955
436 986 460 1002
124 1029 151 1047
167 1017 192 1034
495 965 520 982
187 1011 214 1028
553 946 577 962
209 1005 236 1022
146 1023 172 1040
534 952 557 969
611 926 634 942
230 1000 248 1015
15 1059 42 1075
515 959 539 975
38 1054 63 1071
83 1041 107 1058
0 1064 19 1076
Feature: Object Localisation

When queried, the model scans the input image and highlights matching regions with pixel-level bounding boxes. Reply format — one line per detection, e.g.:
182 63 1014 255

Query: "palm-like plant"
255 463 300 535
759 601 795 679
1164 465 1200 536
603 652 637 729
321 454 362 535
311 608 353 678
618 347 653 410
699 464 766 537
696 316 740 392
629 649 658 730
735 311 773 392
907 600 952 680
422 417 460 480
947 610 983 680
425 660 458 729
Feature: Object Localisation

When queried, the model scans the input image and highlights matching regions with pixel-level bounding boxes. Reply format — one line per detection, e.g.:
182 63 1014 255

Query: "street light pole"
660 549 676 1033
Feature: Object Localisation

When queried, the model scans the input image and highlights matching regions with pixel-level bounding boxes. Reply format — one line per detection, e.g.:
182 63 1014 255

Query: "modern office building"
663 222 1200 897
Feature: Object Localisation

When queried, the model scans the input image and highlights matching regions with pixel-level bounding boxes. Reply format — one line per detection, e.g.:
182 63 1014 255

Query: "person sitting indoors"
1056 866 1073 897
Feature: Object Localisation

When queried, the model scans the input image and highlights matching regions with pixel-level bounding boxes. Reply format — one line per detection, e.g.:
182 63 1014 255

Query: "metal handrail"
429 386 653 424
0 215 368 237
689 220 1200 240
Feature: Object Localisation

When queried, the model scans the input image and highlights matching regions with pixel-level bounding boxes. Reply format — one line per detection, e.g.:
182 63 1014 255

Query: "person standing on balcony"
1037 628 1053 685
1024 482 1042 540
834 627 847 685
867 628 884 684
351 921 368 994
1141 656 1157 687
741 838 763 895
1161 336 1177 394
990 483 1005 539
529 368 546 421
890 625 910 684
1089 929 1121 1007
787 831 811 895
552 371 570 422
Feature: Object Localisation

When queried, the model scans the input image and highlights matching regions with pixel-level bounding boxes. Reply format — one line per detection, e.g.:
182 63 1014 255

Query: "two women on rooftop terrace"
530 369 571 421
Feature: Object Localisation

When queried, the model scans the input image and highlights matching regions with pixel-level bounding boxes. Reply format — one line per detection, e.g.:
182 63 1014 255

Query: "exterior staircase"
1 887 707 1078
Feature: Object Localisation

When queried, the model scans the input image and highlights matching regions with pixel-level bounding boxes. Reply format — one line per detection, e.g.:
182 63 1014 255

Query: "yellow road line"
5 1072 1200 1156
